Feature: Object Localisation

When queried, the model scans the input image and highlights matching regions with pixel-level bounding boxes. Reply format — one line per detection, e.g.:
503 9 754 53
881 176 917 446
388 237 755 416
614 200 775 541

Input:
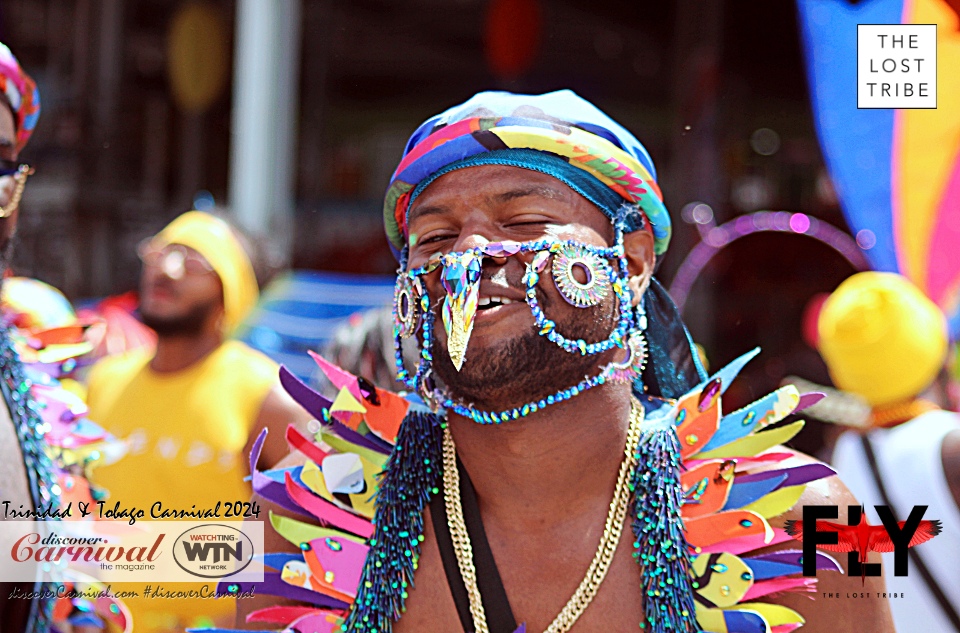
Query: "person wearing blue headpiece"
230 91 894 633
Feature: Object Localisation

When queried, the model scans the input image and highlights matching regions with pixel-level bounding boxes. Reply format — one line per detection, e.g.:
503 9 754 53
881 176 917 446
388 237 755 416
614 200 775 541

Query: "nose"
452 227 509 265
454 232 490 254
158 251 186 280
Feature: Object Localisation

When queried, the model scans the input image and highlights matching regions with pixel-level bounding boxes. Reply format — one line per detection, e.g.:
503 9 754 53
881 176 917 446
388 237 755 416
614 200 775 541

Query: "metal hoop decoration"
601 331 648 384
524 244 633 357
552 242 612 308
393 273 421 339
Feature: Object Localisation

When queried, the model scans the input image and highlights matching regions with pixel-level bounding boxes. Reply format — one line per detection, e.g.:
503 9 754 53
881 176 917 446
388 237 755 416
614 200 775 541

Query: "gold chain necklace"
442 399 644 633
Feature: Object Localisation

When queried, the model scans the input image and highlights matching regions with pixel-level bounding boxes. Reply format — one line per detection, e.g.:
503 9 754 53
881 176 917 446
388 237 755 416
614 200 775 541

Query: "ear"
623 228 655 307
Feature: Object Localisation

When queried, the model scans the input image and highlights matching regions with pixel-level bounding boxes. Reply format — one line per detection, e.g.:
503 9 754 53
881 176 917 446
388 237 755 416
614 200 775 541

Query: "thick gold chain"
442 399 643 633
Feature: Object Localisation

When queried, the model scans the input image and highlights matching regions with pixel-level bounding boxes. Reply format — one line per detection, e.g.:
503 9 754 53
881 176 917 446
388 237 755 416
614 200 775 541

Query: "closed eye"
419 233 456 245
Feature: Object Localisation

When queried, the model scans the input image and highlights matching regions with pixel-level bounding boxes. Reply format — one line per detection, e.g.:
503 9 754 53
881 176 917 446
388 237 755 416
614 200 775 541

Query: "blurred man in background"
86 210 310 632
820 271 960 633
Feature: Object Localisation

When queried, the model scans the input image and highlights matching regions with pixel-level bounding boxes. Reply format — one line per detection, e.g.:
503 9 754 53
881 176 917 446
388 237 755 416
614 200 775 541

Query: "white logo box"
858 23 937 109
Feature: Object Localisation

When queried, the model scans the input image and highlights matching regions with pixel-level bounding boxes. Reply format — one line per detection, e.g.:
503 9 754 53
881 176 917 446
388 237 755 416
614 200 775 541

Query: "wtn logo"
180 540 243 564
785 505 941 583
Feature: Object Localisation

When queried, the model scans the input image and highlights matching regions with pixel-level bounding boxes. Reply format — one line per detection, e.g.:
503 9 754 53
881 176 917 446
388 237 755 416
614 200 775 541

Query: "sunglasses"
0 160 34 219
137 240 215 278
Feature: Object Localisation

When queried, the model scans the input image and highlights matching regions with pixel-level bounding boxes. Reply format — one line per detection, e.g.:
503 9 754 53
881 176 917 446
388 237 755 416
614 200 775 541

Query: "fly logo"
173 524 254 578
785 505 941 584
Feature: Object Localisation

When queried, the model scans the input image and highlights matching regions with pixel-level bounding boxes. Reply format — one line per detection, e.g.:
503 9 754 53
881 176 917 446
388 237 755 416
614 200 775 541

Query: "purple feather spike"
279 365 333 419
698 377 721 412
279 366 392 454
795 392 827 413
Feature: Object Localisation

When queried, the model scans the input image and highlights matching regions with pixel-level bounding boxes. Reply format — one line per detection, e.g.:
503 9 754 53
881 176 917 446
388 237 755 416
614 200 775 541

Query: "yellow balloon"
818 272 948 406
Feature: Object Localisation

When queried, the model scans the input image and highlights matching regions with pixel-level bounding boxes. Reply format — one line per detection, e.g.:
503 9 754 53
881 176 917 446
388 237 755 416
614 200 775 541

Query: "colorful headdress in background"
383 89 672 259
152 211 259 334
797 0 960 340
0 42 40 153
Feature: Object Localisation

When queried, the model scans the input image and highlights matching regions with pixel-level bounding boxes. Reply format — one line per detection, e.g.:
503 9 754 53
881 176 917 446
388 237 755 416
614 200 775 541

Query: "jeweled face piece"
440 251 483 371
552 242 612 308
394 224 647 422
393 274 420 339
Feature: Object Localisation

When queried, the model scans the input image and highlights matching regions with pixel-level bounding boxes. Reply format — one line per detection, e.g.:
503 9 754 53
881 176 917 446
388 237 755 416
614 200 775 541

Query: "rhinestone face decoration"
551 242 612 308
440 250 483 371
394 218 647 424
601 331 648 385
393 274 421 339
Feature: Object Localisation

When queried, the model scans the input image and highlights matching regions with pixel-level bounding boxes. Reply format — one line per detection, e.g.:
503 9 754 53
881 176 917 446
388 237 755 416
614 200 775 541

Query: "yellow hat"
817 271 947 406
153 211 259 334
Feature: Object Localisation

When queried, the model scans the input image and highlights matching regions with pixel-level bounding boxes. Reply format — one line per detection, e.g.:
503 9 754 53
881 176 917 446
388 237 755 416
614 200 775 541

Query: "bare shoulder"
750 446 896 632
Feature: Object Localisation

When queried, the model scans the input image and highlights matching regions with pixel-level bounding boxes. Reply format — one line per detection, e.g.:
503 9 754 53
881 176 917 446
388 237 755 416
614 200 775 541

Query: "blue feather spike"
699 348 761 396
699 386 797 453
722 473 789 511
720 609 768 633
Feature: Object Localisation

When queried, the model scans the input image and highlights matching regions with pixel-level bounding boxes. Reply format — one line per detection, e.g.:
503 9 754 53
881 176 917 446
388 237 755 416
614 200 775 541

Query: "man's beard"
430 289 619 411
140 298 218 337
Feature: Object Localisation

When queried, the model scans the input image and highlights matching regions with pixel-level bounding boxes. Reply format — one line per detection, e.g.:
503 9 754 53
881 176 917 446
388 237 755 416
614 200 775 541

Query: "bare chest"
394 508 645 633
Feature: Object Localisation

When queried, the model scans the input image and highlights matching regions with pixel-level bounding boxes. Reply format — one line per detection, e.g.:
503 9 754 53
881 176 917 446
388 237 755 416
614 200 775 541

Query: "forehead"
408 164 607 226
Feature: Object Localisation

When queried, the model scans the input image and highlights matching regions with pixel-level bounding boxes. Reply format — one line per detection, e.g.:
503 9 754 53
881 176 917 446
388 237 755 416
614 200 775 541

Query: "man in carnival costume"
0 42 129 632
821 272 960 633
226 91 894 633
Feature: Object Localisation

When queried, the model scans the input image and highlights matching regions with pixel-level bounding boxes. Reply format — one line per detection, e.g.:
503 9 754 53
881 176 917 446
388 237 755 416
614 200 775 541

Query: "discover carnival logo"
0 520 264 584
173 524 255 578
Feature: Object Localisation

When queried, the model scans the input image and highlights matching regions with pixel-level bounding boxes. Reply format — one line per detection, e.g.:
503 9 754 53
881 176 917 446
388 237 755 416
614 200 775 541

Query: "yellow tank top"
86 340 278 632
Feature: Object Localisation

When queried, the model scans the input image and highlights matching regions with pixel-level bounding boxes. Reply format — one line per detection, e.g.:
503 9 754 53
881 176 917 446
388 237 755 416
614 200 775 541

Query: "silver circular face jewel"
551 243 612 308
394 274 420 338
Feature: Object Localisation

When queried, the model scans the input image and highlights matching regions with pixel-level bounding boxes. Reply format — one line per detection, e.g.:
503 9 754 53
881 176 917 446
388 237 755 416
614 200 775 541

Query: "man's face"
0 103 19 272
139 242 224 336
406 165 625 410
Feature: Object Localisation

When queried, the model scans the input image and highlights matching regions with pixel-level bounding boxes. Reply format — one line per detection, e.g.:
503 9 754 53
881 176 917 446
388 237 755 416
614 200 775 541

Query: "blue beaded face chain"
392 221 648 423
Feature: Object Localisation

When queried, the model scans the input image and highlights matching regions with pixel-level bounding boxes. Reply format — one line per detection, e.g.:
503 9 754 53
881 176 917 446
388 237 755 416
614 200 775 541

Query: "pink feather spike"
309 350 365 402
284 472 374 539
743 577 818 601
771 624 805 633
700 528 793 555
246 605 329 625
283 611 344 633
306 535 369 599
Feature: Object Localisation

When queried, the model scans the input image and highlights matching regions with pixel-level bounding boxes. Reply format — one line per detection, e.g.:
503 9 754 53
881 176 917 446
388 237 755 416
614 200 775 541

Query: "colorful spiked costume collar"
197 91 839 633
1 283 131 633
